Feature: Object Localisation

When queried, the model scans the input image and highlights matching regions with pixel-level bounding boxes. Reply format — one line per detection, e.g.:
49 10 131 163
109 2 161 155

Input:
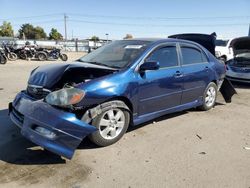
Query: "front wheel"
0 54 7 64
7 52 17 61
88 106 130 146
60 53 68 61
199 82 218 111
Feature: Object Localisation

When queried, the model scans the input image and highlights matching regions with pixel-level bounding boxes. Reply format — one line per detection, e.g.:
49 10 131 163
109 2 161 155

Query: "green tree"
90 36 100 41
0 21 14 37
34 26 47 39
18 24 47 39
49 28 63 40
123 34 133 39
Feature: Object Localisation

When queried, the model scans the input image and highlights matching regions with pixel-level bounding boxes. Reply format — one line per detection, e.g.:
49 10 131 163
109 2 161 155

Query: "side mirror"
139 61 160 71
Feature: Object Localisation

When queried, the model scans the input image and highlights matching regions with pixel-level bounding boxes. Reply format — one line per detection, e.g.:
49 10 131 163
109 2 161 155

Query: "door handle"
174 71 183 78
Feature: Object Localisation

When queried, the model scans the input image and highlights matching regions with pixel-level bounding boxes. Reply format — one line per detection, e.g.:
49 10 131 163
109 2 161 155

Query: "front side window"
181 46 207 65
146 46 178 68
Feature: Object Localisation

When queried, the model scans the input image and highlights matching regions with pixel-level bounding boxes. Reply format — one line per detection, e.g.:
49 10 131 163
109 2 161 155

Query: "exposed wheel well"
211 80 217 85
106 96 134 126
107 96 133 113
79 96 134 126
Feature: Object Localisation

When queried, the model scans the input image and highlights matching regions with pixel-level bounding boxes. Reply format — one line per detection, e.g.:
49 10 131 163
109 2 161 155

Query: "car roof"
124 38 201 45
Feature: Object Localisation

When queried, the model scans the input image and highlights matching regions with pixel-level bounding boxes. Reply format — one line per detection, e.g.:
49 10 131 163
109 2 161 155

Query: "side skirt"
133 99 202 126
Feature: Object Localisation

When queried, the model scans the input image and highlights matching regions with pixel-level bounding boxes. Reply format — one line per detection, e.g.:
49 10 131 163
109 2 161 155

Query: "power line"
0 13 63 21
68 13 250 21
1 13 250 22
11 20 62 26
69 19 249 28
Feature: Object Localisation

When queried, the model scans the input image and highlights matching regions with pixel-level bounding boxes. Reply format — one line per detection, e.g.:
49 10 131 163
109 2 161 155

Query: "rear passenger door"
179 43 211 104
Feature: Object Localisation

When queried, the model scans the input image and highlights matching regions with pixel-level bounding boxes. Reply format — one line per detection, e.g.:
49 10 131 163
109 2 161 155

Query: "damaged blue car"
9 38 235 159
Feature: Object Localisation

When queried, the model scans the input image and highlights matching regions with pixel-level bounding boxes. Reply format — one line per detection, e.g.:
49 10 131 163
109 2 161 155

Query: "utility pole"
248 24 250 37
105 33 109 43
64 13 68 41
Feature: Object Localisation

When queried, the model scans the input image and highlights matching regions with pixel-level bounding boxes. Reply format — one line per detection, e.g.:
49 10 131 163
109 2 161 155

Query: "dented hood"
168 33 216 56
28 61 115 89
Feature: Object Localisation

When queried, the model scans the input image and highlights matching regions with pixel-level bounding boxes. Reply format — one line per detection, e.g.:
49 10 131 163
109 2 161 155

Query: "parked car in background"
225 37 250 83
9 38 235 159
215 38 234 62
169 33 217 56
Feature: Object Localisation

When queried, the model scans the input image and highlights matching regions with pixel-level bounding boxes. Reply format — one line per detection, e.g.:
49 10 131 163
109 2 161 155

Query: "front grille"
27 85 51 99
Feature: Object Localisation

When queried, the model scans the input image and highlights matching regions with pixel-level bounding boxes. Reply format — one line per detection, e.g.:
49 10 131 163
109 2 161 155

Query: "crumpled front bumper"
9 91 97 159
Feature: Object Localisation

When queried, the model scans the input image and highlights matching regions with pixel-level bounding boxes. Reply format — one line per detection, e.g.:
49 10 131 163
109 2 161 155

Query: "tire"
198 82 218 111
0 55 7 64
37 52 47 61
19 53 27 60
220 56 227 62
7 52 17 61
60 54 68 61
88 104 130 146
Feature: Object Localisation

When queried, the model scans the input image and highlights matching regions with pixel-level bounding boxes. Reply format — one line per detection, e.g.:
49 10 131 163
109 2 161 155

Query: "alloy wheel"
99 109 125 140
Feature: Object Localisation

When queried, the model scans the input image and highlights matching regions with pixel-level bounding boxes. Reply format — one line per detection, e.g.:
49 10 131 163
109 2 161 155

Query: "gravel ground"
0 54 250 188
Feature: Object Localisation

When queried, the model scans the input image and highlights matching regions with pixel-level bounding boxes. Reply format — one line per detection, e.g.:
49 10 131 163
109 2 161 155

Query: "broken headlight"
45 88 85 107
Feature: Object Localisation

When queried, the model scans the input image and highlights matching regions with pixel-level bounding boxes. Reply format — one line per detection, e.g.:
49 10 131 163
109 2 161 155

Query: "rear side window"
147 46 178 68
181 47 207 65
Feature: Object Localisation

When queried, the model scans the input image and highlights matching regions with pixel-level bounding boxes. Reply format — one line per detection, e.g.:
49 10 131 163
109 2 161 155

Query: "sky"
1 0 250 40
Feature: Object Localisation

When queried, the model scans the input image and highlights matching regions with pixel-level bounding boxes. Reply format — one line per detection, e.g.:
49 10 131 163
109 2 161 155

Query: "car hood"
28 61 116 89
168 33 216 56
229 37 250 55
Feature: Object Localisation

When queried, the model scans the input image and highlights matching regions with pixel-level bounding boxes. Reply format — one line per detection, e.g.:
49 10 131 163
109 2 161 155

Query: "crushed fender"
82 100 130 123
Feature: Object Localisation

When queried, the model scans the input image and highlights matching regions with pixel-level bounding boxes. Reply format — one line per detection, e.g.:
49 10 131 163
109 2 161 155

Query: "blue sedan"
9 38 228 159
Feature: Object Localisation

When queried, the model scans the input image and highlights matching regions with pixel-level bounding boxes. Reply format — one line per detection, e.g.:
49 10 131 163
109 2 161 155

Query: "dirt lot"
0 53 250 188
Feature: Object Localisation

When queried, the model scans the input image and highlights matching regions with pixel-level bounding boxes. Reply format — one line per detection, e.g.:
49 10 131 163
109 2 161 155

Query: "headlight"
45 88 85 107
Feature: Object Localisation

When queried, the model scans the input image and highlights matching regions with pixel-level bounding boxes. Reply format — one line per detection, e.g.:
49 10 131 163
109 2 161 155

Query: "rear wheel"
88 105 130 146
199 82 218 111
37 52 47 61
19 53 27 60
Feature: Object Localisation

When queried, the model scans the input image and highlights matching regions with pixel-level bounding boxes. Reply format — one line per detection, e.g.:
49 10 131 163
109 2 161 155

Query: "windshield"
215 39 229 47
79 40 151 69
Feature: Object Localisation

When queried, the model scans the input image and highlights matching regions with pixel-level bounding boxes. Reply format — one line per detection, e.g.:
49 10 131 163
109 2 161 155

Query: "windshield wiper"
78 60 120 69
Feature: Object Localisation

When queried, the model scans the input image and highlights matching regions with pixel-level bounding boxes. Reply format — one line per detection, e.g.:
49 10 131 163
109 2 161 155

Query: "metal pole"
106 33 109 43
64 14 68 41
248 24 250 37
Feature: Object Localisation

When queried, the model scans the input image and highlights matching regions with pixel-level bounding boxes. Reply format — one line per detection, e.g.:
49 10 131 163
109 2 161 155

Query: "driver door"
137 44 183 116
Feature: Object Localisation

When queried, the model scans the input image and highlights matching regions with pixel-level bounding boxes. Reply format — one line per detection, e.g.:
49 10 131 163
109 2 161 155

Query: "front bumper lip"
9 91 97 159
